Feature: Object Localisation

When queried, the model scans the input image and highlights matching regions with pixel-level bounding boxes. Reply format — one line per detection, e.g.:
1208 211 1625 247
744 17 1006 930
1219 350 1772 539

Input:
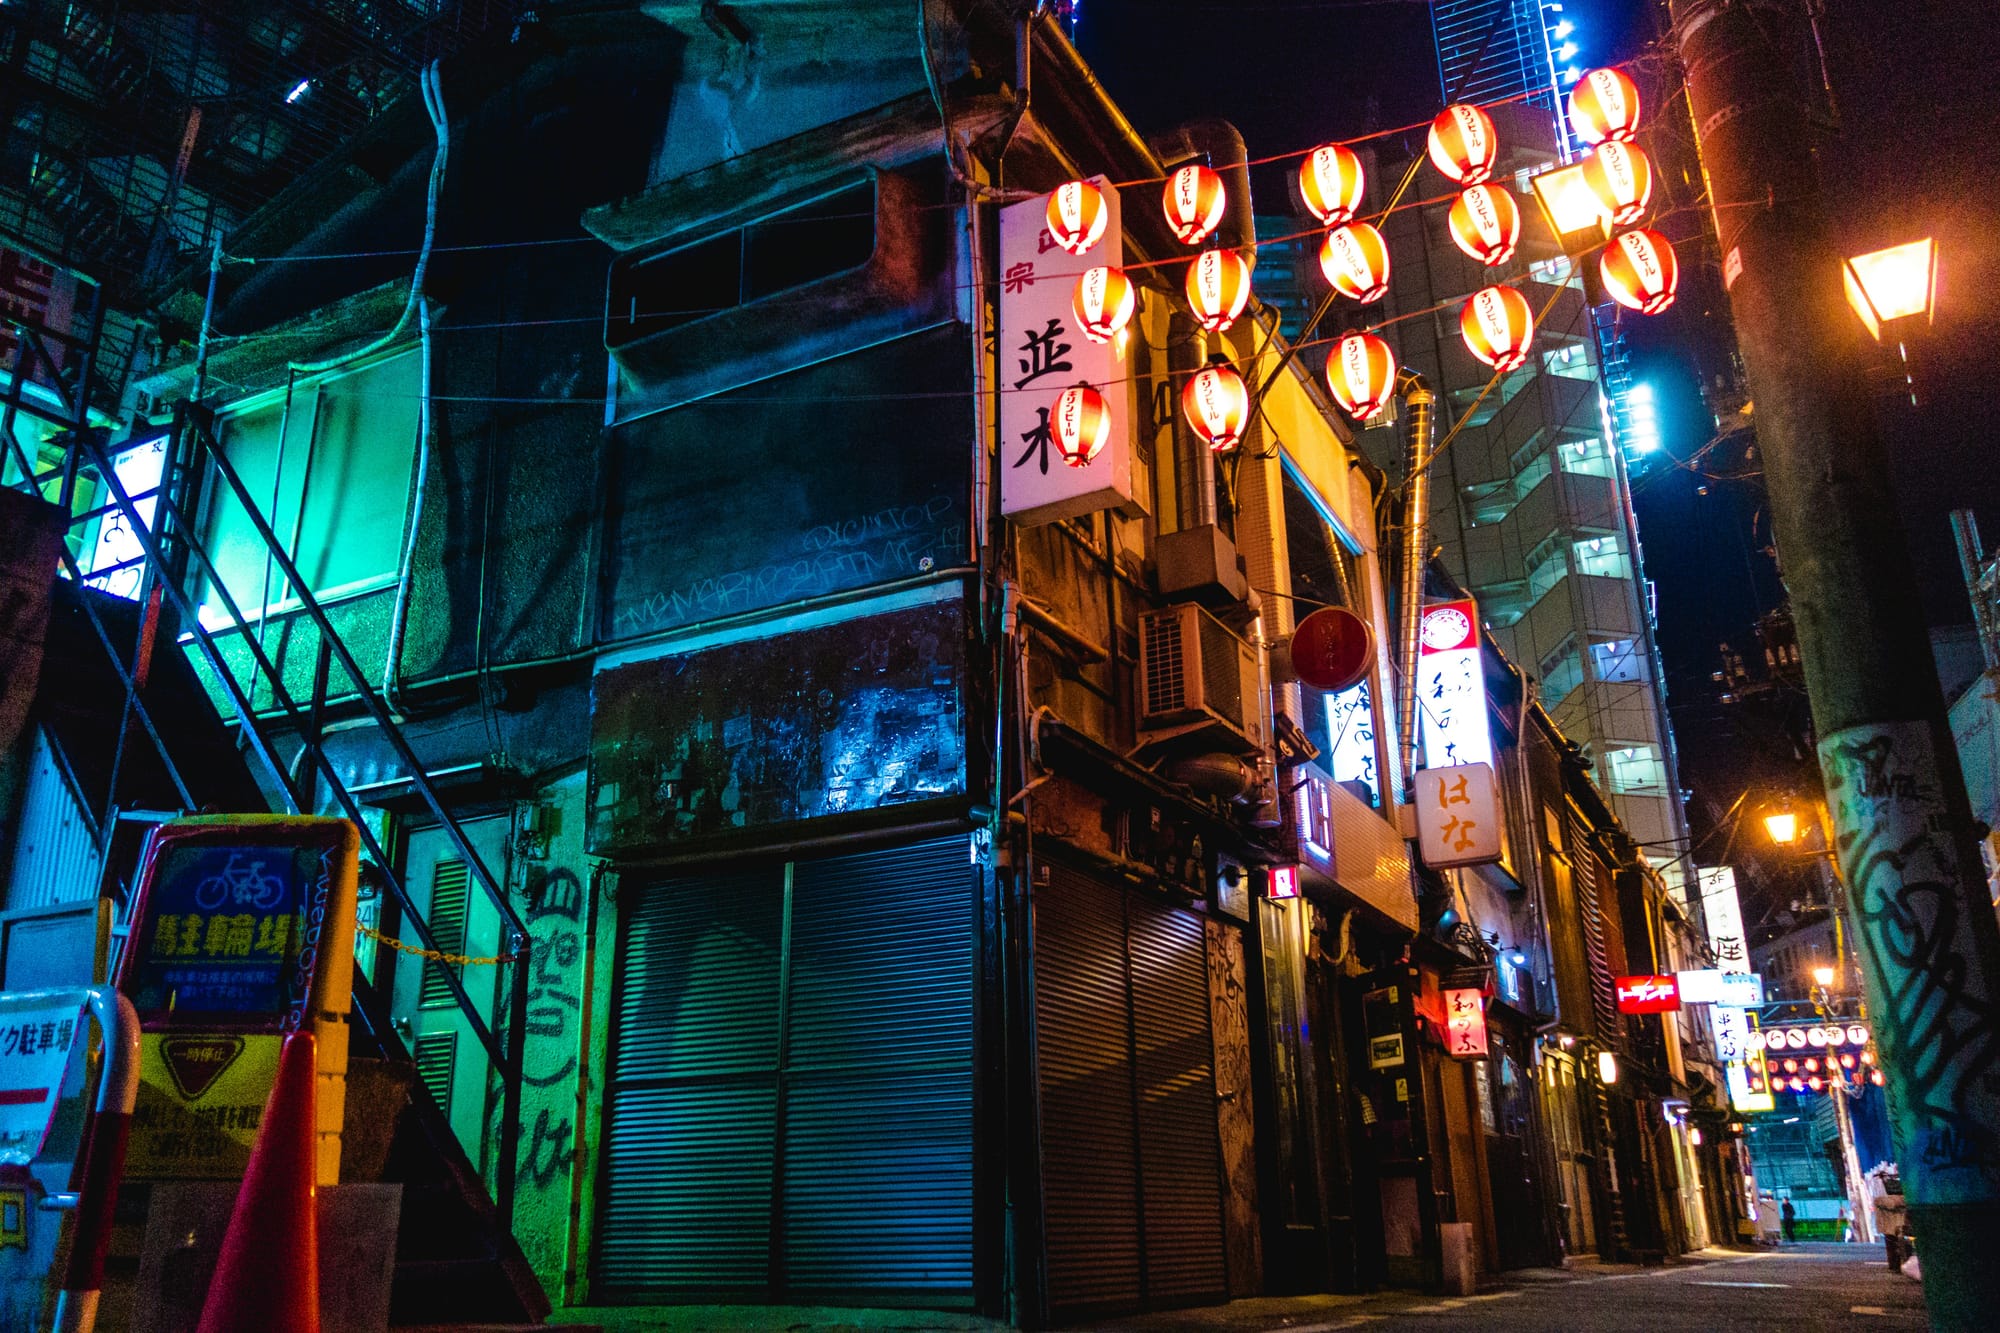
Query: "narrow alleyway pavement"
543 1243 1924 1332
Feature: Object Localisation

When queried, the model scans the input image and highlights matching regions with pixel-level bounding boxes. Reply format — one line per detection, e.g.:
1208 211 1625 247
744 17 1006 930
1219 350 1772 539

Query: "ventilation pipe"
1394 373 1436 791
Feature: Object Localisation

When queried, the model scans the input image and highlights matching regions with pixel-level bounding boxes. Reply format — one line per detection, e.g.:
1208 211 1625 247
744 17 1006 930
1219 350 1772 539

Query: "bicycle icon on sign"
192 853 289 912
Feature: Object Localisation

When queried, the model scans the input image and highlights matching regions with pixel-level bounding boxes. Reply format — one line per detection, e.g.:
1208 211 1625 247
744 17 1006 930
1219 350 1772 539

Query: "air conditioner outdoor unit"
1137 603 1267 756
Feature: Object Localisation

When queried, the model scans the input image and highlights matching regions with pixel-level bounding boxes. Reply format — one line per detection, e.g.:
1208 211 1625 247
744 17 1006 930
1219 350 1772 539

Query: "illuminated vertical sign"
1444 987 1488 1058
1268 865 1300 901
1417 598 1492 770
1324 681 1379 804
1698 866 1750 974
999 178 1139 525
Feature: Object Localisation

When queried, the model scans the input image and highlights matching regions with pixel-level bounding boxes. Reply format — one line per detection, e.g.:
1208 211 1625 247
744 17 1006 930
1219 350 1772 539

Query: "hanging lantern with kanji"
1051 384 1112 468
1447 184 1521 267
1045 179 1110 256
1581 141 1653 226
1428 103 1499 186
1568 67 1643 146
1325 332 1398 422
1182 363 1250 452
1460 284 1536 372
1184 248 1253 332
1599 228 1679 315
1299 143 1366 226
1319 222 1391 303
1072 265 1137 343
1163 164 1228 245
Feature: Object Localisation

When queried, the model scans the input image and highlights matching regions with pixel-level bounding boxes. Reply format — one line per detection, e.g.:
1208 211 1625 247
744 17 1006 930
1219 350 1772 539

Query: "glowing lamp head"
1568 67 1643 145
1045 180 1110 256
1164 164 1228 245
1843 238 1938 342
1581 141 1653 226
1597 1050 1619 1085
1318 222 1391 303
1447 185 1522 267
1325 332 1398 422
1529 161 1613 249
1812 964 1837 988
1184 248 1253 333
1599 228 1680 315
1072 265 1137 344
1764 811 1799 845
1460 284 1536 373
1299 143 1367 226
1182 362 1250 452
1429 103 1499 185
1051 384 1112 468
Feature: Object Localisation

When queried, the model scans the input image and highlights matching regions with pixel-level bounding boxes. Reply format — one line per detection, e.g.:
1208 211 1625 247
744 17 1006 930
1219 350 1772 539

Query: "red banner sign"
1444 987 1488 1058
1615 974 1681 1013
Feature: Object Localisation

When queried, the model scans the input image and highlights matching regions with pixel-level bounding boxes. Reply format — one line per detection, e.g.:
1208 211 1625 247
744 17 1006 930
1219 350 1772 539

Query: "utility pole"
1669 2 2000 1325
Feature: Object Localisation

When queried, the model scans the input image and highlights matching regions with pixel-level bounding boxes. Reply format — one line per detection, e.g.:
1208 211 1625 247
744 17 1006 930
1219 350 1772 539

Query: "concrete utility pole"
1669 2 2000 1325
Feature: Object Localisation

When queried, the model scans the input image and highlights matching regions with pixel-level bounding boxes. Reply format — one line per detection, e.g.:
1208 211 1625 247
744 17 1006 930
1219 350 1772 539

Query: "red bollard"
196 1031 319 1333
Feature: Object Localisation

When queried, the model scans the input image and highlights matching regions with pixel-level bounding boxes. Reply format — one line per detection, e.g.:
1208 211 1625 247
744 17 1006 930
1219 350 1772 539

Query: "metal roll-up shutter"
784 836 976 1298
598 867 784 1294
1034 866 1142 1314
1127 894 1228 1304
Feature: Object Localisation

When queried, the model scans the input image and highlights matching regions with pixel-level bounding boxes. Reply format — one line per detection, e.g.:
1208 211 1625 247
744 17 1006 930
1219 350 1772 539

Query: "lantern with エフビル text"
1447 185 1521 267
1051 384 1112 468
1568 67 1642 146
1072 265 1136 344
1299 143 1366 226
1460 284 1535 372
1581 141 1653 226
1045 179 1109 256
1325 332 1398 422
1182 363 1250 452
1163 164 1227 245
1319 222 1391 303
1185 248 1252 332
1428 103 1498 185
1599 228 1679 315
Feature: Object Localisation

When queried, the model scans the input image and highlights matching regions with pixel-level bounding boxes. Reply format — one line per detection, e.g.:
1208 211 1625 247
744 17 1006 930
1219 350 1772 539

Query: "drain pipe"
1394 372 1436 790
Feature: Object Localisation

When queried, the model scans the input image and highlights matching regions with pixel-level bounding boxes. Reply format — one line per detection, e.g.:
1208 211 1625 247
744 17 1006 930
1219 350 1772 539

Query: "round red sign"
1291 606 1374 693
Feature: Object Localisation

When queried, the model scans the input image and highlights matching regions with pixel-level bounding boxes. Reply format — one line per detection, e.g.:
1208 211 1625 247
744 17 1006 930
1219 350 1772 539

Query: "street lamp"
1597 1049 1620 1084
1528 162 1613 252
1812 963 1838 989
1843 238 1937 343
1764 811 1800 845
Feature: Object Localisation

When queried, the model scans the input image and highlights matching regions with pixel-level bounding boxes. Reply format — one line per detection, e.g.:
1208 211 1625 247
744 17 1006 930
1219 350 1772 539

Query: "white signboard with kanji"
998 178 1139 525
1414 762 1503 868
1324 681 1379 805
1712 1004 1749 1062
0 989 86 1164
1698 866 1750 973
1417 598 1493 770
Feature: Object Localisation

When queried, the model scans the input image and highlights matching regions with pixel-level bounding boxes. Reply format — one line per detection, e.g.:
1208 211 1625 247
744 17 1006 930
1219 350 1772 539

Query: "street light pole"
1669 2 2000 1323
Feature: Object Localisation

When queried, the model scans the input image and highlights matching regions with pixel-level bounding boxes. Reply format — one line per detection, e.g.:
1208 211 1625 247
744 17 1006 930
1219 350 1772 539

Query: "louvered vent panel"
413 1030 456 1114
418 859 469 1009
1143 613 1187 717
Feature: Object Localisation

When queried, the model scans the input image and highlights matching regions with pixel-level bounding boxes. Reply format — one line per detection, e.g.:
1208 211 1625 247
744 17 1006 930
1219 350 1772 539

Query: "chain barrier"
357 920 523 967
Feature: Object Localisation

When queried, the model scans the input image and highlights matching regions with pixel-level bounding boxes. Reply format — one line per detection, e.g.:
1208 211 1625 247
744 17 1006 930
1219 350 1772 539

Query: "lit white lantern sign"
1000 178 1140 525
1417 598 1492 770
1324 681 1379 804
1697 866 1750 974
1415 761 1503 868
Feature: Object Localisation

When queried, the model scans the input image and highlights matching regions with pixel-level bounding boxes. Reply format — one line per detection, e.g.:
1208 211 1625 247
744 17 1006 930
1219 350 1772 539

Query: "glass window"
78 433 170 599
1605 744 1668 795
1541 341 1594 381
1572 532 1632 581
1526 533 1568 601
1590 636 1647 684
198 350 419 628
1513 449 1552 500
1463 479 1515 527
1528 255 1573 285
1560 435 1616 477
1540 638 1582 707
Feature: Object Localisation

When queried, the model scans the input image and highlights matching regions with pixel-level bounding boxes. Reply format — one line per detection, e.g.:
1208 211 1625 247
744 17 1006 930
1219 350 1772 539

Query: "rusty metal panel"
1320 775 1417 930
586 597 966 854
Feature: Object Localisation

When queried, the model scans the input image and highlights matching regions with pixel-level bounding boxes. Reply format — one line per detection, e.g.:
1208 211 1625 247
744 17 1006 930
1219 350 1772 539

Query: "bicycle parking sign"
126 842 318 1020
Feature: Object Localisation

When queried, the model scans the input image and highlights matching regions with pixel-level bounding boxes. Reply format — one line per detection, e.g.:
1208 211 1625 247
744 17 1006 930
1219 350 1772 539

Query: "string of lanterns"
1037 66 1680 467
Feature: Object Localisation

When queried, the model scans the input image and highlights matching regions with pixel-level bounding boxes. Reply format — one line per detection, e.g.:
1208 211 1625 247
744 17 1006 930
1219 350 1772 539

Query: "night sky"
1079 0 2000 696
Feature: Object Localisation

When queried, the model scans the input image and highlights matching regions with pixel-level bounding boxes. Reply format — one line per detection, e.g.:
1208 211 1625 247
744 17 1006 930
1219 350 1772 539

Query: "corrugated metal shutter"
1034 867 1225 1317
1128 895 1227 1304
1034 867 1142 1313
4 727 101 912
784 836 975 1297
598 866 783 1294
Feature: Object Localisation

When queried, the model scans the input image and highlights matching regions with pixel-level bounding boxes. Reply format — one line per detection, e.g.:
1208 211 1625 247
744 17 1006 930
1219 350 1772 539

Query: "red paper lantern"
1318 222 1391 303
1428 103 1499 186
1163 164 1227 245
1325 332 1398 422
1051 384 1112 468
1447 185 1521 267
1460 284 1535 372
1299 143 1366 226
1582 141 1653 226
1568 67 1643 146
1045 179 1109 256
1599 228 1679 315
1185 248 1252 332
1072 265 1137 343
1870 1069 1885 1086
1182 363 1250 452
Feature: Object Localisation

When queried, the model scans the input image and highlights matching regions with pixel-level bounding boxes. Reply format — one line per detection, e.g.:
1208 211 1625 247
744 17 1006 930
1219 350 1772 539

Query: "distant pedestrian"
1782 1198 1797 1242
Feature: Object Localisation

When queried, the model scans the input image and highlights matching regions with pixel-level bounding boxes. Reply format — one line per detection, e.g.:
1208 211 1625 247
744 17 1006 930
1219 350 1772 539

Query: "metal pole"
53 987 141 1333
1670 2 2000 1322
1395 376 1436 789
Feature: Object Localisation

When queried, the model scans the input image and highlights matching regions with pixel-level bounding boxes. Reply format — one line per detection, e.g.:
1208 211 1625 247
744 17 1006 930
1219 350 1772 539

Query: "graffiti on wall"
1820 720 2000 1206
1205 917 1261 1295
